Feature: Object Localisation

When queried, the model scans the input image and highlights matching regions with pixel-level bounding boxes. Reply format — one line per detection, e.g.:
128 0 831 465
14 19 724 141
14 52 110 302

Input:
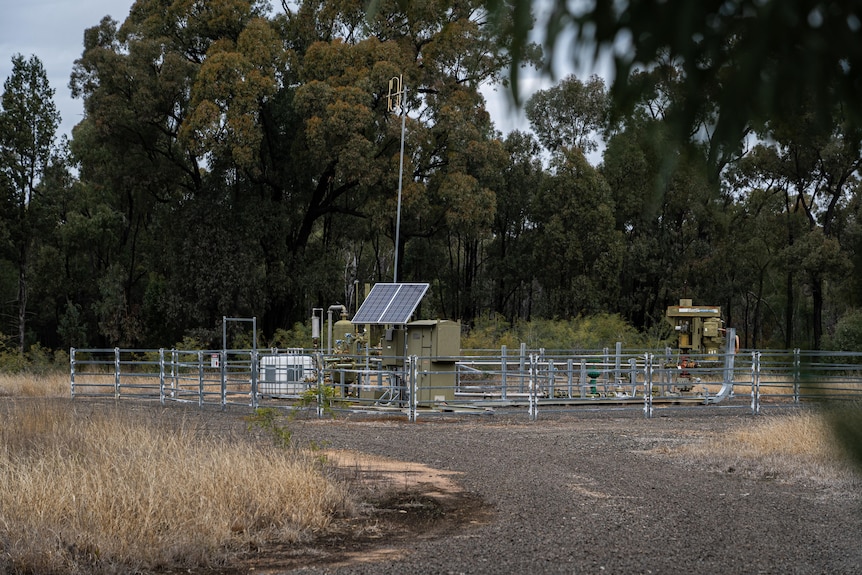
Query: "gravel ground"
271 407 862 575
27 399 859 574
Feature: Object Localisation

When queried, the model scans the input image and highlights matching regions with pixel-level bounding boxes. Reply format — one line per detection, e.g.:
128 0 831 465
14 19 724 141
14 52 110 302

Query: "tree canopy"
0 54 60 353
497 0 862 152
0 0 860 357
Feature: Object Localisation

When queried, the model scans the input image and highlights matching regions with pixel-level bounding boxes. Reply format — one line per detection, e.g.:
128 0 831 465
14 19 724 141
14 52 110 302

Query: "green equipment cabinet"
406 319 461 403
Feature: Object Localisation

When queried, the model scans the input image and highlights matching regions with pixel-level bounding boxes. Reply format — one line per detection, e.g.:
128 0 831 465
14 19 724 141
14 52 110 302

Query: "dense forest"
1 0 861 356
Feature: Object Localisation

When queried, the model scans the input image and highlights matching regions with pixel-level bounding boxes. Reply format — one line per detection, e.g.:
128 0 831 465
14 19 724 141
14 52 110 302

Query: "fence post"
197 350 204 407
519 342 527 393
756 351 762 414
567 358 574 399
250 349 259 409
528 353 539 421
548 358 555 399
643 353 653 418
159 348 165 406
70 347 76 398
603 347 610 395
220 350 227 411
171 349 177 398
114 347 121 400
751 351 761 415
615 342 622 386
501 345 508 400
580 359 587 398
317 354 325 419
792 348 801 404
408 355 419 422
724 327 736 397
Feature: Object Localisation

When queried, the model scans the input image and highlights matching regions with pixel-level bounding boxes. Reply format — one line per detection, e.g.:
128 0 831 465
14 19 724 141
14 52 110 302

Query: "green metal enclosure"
406 319 461 402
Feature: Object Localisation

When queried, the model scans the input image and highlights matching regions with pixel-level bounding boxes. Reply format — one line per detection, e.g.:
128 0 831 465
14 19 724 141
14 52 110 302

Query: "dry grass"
0 371 69 397
673 410 862 491
0 400 351 574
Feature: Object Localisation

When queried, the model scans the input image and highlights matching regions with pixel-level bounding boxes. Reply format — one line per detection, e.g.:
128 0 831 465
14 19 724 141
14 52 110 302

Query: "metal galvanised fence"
70 348 259 409
70 346 862 420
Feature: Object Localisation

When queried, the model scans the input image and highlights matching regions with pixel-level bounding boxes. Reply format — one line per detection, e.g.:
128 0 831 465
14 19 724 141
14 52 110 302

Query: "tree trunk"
811 272 823 350
784 270 794 349
754 271 764 349
17 266 27 355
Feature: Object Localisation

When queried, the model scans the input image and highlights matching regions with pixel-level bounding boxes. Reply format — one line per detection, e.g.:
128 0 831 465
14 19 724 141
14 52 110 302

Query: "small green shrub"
825 309 862 352
174 335 209 350
0 335 70 375
245 407 292 447
270 322 313 349
300 384 338 416
463 313 647 350
461 313 519 349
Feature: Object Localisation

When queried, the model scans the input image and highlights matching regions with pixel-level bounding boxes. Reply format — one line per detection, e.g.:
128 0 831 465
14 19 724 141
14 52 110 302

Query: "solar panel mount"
351 283 429 325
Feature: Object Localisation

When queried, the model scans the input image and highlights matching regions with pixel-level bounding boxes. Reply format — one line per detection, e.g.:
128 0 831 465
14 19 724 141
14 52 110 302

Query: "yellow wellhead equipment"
665 298 724 359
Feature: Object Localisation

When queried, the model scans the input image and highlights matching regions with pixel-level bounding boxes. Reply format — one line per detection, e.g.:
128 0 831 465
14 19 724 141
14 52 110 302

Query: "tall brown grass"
0 400 351 574
0 371 69 397
675 410 862 491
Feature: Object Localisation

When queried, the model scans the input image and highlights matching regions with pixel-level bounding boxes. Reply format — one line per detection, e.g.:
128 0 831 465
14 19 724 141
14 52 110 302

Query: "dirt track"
240 407 862 575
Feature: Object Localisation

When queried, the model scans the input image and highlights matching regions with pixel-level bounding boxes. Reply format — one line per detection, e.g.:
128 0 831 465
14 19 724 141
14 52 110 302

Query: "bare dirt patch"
178 448 492 575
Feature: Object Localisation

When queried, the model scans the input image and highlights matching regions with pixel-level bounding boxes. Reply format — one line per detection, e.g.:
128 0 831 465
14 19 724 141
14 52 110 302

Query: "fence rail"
69 345 862 420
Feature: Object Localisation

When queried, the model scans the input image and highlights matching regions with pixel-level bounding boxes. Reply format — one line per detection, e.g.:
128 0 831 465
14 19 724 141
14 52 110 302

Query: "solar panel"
351 283 429 325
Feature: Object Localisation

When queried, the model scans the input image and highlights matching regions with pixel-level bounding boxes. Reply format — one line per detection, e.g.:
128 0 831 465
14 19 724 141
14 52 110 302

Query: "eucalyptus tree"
529 148 623 318
735 105 861 349
432 135 509 322
601 77 725 331
486 130 544 321
524 74 607 155
518 74 626 319
493 0 862 162
273 0 535 323
488 0 862 325
68 0 530 343
68 4 268 345
23 143 89 350
844 189 862 310
709 157 790 348
0 54 61 353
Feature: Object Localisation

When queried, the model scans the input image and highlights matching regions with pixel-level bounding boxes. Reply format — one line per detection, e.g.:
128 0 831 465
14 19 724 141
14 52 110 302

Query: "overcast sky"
0 0 137 140
0 0 549 143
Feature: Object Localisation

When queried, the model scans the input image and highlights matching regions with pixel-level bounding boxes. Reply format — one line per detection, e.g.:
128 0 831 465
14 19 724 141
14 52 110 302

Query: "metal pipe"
706 327 737 404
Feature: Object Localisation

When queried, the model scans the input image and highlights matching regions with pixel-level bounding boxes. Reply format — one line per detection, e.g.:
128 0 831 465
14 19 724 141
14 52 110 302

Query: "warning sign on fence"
211 353 219 368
